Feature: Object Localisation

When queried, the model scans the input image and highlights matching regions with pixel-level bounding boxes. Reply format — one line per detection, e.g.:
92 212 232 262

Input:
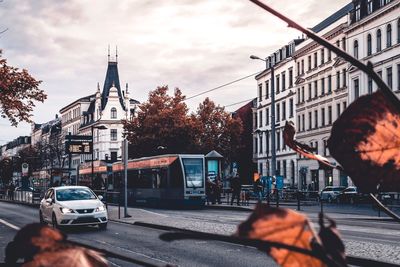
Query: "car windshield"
333 187 345 192
56 188 97 201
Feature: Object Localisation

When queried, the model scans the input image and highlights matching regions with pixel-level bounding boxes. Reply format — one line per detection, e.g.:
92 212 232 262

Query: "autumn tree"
123 86 197 158
0 157 13 185
0 50 46 126
194 97 243 162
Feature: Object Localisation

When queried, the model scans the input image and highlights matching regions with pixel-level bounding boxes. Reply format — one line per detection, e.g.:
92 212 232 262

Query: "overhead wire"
184 71 261 101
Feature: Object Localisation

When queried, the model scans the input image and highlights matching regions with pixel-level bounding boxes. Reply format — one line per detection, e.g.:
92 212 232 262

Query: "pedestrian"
253 178 263 202
205 178 213 205
215 175 222 204
230 175 242 206
8 182 15 200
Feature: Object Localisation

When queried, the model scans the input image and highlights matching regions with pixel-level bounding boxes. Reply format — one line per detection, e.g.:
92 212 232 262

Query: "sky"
0 0 349 145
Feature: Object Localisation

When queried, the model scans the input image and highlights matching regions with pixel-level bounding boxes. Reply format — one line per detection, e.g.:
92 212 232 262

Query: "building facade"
252 2 369 191
59 54 139 180
253 39 302 188
294 14 351 191
347 0 400 102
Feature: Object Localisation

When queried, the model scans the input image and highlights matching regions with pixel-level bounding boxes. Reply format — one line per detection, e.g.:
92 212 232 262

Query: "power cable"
184 71 261 101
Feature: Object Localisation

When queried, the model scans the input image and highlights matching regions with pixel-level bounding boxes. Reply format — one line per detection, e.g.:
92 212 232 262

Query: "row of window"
354 0 393 23
258 69 294 101
296 101 347 132
354 63 400 99
295 35 348 77
258 98 294 127
354 20 400 59
258 159 296 179
255 128 288 155
296 69 347 104
62 106 81 124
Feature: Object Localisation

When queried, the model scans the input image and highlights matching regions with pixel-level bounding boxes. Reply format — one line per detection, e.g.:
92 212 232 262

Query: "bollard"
118 199 121 219
378 204 380 217
320 198 324 213
297 191 301 211
276 189 279 207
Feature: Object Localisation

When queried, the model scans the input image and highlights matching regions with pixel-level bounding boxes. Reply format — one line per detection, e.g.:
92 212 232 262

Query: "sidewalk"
204 201 398 219
106 203 395 237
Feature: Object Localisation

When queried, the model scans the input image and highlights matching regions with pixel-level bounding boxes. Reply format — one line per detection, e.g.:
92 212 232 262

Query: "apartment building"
347 0 400 101
294 10 352 191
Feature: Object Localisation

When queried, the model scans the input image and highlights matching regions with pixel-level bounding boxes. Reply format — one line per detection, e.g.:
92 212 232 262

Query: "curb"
205 205 253 212
109 219 202 235
0 199 39 208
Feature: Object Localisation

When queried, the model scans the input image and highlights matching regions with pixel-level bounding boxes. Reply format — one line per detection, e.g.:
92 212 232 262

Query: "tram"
112 154 206 207
78 160 113 190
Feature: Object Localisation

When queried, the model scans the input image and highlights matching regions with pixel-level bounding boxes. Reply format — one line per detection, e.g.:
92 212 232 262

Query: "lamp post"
250 55 277 205
91 124 107 188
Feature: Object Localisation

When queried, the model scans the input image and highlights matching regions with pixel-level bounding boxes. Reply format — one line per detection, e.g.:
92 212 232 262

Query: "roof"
311 2 353 33
129 98 140 105
101 61 125 111
87 99 96 114
60 94 95 113
205 150 223 158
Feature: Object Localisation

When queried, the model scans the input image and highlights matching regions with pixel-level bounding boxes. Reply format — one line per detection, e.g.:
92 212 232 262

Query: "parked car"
320 186 346 203
39 186 108 230
337 186 369 204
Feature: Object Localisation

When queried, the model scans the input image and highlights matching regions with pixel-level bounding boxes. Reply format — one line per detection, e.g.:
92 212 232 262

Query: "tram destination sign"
65 135 93 154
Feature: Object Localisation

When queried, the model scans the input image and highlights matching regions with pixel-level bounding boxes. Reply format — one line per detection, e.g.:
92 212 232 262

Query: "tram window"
127 170 138 189
113 172 123 190
137 169 153 188
169 161 183 188
182 158 204 188
159 168 168 188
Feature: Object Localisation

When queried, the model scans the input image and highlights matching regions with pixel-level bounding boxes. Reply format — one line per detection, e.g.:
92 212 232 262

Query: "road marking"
72 236 172 265
138 209 168 217
0 218 20 231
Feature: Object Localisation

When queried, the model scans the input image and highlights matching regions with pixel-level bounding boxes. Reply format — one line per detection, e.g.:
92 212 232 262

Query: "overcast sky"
0 0 349 145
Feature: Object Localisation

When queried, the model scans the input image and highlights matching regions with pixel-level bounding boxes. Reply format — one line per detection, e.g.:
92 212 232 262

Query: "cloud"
0 0 349 144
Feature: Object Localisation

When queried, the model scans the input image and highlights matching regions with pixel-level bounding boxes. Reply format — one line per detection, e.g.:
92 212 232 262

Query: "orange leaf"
328 90 400 192
283 121 337 169
236 203 325 267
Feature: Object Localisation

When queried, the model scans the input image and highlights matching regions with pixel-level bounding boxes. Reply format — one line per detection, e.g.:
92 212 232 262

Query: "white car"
320 186 346 203
39 186 108 230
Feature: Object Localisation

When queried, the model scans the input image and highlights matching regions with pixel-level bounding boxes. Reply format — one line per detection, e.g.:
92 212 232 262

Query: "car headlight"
95 205 106 212
60 207 74 214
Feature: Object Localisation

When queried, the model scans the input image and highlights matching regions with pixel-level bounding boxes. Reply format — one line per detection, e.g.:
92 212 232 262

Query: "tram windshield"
182 158 204 188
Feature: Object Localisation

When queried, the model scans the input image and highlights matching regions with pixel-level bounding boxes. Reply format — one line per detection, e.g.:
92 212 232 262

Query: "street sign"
22 163 29 176
65 135 93 154
66 141 92 154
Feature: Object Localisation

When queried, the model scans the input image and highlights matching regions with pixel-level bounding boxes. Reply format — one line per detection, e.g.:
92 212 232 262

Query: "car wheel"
98 223 107 230
52 213 59 229
39 211 45 224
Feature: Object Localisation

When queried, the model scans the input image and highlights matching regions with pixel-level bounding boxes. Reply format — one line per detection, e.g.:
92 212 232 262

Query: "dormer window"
111 107 117 119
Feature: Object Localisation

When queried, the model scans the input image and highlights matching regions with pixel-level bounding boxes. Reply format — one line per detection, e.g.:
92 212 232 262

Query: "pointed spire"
126 83 128 93
97 82 100 92
116 45 118 63
108 45 110 62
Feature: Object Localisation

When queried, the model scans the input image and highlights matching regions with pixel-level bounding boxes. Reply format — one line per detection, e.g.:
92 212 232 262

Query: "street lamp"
250 54 277 205
91 124 107 188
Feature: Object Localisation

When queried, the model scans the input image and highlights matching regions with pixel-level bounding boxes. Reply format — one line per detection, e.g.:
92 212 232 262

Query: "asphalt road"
0 202 277 267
